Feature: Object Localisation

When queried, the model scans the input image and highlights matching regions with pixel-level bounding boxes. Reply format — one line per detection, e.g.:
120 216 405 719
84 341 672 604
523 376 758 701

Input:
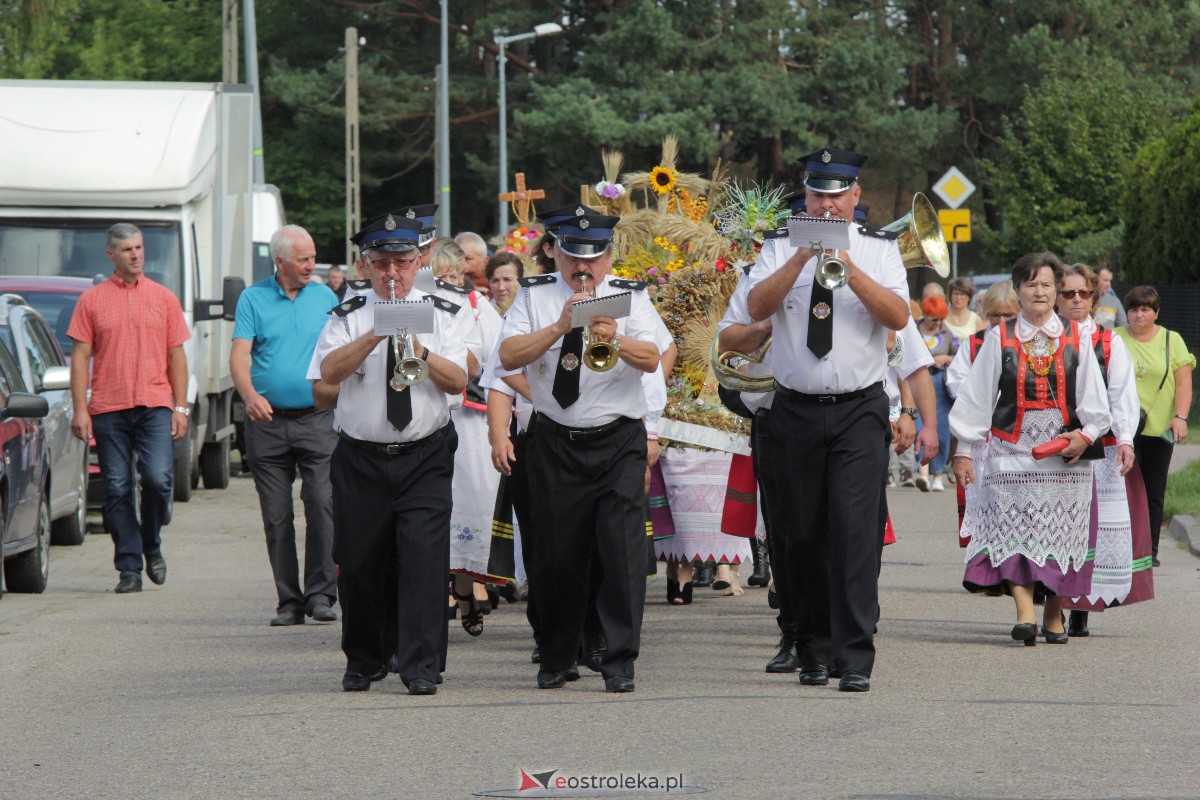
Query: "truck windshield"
0 219 184 302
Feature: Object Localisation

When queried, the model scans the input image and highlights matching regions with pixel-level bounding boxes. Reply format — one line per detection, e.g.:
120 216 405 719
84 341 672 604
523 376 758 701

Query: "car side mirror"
39 365 70 392
193 276 247 322
3 392 49 418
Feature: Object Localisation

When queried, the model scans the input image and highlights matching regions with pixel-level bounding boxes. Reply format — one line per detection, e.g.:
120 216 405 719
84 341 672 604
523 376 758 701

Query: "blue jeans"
916 368 953 475
92 407 174 575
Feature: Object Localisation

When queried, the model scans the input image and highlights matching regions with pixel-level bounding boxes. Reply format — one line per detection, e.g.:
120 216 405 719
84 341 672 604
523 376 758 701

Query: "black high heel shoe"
1011 622 1037 646
678 581 693 605
1068 610 1090 637
666 578 680 604
1041 626 1069 644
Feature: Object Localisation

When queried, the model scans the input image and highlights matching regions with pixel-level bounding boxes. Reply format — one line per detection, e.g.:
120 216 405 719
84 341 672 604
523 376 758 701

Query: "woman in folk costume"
1055 264 1153 635
950 252 1110 646
431 241 506 635
946 280 1019 547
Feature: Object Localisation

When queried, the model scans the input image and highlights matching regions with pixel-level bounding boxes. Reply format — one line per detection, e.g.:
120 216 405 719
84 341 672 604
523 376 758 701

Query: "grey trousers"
245 411 338 614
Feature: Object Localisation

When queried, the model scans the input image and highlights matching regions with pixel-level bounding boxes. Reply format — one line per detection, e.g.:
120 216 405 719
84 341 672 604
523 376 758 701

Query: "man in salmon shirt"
68 223 191 594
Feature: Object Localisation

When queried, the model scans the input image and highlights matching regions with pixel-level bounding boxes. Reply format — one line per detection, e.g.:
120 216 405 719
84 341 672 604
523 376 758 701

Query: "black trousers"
331 426 456 683
753 409 796 640
1134 433 1174 558
527 416 648 679
765 389 889 676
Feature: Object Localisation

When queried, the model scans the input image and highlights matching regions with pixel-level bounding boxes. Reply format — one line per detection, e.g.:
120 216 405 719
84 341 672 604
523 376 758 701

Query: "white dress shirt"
949 315 1111 448
496 274 665 427
307 287 468 442
745 224 908 394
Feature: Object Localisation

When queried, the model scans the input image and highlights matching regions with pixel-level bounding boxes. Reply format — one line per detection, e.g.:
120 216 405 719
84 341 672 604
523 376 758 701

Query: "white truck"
0 79 255 500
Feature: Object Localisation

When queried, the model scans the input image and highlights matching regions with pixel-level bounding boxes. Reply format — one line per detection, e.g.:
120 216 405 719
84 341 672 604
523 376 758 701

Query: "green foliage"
1063 223 1123 272
1121 100 1200 283
982 61 1172 266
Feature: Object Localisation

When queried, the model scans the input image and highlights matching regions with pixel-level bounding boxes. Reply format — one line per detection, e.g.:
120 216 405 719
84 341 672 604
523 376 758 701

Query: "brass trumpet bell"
584 330 619 372
816 251 849 290
882 192 950 278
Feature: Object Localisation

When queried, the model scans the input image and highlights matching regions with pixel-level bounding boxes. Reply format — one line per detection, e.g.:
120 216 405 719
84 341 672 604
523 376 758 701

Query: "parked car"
0 277 106 511
0 335 51 600
0 294 88 545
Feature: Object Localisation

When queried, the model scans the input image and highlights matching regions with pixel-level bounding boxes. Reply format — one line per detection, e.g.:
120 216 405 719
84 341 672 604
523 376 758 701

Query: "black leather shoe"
579 635 606 673
564 664 581 682
115 573 142 594
342 666 385 692
765 639 798 673
1068 610 1089 637
798 664 829 686
693 563 713 588
406 678 437 696
1011 622 1038 646
308 603 338 622
270 609 305 626
537 670 568 689
838 671 870 692
145 552 167 585
604 676 635 693
1041 625 1069 644
530 646 541 664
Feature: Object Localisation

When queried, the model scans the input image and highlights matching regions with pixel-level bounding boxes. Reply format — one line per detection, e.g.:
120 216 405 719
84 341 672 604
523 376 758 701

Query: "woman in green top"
1115 286 1196 566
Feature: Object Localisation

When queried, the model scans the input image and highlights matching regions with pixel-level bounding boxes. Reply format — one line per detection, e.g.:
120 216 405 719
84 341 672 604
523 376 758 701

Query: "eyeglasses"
369 254 420 270
1060 290 1093 300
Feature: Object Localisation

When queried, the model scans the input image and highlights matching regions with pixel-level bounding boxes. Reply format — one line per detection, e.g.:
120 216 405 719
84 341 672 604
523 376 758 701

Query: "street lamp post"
495 22 562 235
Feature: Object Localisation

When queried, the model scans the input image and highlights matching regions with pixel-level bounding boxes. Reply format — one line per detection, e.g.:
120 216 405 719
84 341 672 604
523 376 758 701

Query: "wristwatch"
174 406 189 416
611 334 622 353
901 406 919 420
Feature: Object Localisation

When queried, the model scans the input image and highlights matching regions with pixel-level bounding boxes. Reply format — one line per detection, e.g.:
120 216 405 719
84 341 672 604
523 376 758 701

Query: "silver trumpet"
387 279 430 391
814 210 849 290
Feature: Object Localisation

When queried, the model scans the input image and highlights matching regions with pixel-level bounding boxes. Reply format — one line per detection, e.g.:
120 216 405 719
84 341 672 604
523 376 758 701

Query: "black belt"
338 426 446 456
536 415 638 442
774 381 884 406
272 406 317 419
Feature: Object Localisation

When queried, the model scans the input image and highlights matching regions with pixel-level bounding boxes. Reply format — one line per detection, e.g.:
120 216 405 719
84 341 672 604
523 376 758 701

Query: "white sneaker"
931 476 945 492
915 474 930 492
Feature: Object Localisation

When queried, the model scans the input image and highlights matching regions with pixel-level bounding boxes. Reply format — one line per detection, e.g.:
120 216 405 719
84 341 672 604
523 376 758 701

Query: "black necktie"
385 343 413 431
552 327 584 408
807 280 834 358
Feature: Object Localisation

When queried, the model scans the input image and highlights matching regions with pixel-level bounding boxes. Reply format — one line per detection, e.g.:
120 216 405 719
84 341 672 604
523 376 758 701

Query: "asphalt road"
2 467 1198 800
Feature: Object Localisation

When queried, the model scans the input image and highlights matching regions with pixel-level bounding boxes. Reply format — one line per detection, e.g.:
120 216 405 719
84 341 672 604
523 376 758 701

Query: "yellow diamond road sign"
939 209 971 243
933 166 975 210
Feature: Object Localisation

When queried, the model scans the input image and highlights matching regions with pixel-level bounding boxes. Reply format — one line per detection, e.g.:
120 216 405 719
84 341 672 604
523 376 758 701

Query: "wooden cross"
498 173 546 226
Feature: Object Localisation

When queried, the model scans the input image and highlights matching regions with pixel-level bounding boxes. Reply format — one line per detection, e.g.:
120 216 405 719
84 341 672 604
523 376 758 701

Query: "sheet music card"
570 291 632 328
373 300 436 336
787 216 851 251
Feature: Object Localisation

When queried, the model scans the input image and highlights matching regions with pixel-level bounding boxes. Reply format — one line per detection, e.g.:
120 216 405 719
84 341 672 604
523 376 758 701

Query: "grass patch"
1164 458 1200 519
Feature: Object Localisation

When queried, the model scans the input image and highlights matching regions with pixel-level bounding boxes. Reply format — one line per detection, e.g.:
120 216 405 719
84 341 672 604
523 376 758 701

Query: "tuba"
579 274 619 372
387 279 430 391
711 333 775 393
881 192 950 278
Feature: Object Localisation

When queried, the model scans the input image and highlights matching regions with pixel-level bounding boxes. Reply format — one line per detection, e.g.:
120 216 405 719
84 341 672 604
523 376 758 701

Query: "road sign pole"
952 242 958 280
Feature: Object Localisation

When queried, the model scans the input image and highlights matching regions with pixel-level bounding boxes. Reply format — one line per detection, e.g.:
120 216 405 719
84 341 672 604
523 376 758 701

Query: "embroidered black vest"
990 315 1082 442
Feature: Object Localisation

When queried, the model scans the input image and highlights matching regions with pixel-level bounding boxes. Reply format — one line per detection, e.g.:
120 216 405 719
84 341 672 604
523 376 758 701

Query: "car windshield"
0 219 184 303
9 291 80 355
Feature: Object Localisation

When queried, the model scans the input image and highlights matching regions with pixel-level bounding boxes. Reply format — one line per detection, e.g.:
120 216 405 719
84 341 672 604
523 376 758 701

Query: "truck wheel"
173 432 193 502
6 497 50 593
200 437 231 490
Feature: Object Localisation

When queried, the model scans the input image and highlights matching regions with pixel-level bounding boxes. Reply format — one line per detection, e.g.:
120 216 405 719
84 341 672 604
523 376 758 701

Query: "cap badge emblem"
812 301 832 320
405 209 416 219
579 218 590 230
384 214 397 231
821 149 832 164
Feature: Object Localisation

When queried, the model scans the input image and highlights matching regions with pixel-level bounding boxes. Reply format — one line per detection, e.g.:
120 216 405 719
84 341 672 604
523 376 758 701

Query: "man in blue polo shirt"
232 224 341 626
